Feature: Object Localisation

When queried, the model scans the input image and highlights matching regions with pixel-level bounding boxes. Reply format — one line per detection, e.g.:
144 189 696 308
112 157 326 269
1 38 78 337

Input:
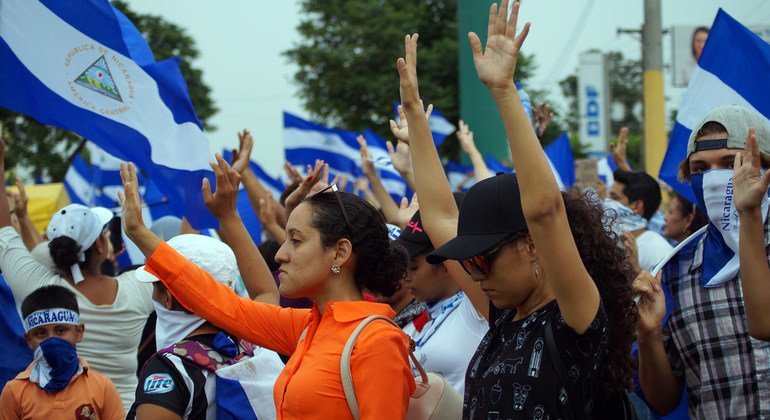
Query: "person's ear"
162 290 175 310
75 324 85 343
630 200 645 217
524 234 538 262
683 212 695 232
23 332 33 349
331 238 353 268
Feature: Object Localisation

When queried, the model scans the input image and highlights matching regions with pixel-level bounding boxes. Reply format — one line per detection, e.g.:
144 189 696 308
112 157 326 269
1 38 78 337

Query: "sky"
127 0 770 176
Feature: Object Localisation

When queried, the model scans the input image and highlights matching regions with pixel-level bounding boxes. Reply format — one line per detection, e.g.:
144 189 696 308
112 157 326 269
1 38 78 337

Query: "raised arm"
357 135 400 223
232 130 287 228
119 162 306 354
734 128 770 340
258 193 287 243
9 180 44 251
457 120 493 181
396 33 489 319
203 154 280 304
633 271 685 413
469 0 598 331
610 127 633 172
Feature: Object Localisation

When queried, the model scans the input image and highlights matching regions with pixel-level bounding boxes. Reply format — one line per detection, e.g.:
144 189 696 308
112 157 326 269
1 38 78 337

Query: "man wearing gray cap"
634 105 770 418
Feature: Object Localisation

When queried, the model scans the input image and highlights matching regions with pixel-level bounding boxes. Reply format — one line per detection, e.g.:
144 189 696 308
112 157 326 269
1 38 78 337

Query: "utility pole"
642 0 666 177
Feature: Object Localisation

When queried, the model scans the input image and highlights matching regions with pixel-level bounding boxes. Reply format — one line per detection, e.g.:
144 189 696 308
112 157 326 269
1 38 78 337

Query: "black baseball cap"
394 211 432 259
426 173 528 264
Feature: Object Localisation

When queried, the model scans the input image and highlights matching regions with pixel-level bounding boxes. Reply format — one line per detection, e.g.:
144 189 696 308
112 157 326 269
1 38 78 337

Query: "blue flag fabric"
0 0 216 228
543 133 575 187
393 104 456 147
284 113 409 201
446 161 475 193
0 274 32 385
659 9 770 204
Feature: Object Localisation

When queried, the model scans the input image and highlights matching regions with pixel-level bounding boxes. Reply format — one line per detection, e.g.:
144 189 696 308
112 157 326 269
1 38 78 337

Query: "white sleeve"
117 271 154 315
460 293 488 331
0 226 65 302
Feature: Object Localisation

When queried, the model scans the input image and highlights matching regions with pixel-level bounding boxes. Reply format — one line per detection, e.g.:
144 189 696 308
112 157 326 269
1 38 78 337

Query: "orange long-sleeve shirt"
144 241 415 419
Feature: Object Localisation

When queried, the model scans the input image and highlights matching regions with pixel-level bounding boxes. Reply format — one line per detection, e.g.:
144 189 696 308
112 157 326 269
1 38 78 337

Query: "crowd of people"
1 1 770 419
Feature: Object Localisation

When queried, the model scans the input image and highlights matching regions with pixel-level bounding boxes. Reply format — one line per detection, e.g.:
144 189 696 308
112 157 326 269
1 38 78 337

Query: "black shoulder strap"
544 317 585 419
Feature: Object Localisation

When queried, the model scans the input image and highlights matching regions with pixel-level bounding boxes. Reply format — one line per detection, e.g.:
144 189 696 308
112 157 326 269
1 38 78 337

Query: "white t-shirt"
0 227 153 411
636 229 675 272
402 292 488 394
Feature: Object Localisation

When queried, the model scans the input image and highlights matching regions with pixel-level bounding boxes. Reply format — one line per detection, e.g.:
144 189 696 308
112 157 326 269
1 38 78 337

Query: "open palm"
734 128 770 213
469 0 530 91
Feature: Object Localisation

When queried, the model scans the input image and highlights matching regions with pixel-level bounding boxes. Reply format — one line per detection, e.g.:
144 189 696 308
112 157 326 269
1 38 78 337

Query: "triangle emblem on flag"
74 55 123 102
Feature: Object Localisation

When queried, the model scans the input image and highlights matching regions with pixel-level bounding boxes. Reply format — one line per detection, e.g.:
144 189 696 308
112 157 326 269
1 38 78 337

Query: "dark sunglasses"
459 234 521 275
312 184 354 232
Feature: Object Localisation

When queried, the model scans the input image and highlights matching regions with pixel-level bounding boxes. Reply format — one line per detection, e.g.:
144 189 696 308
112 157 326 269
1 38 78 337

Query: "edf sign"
578 52 610 157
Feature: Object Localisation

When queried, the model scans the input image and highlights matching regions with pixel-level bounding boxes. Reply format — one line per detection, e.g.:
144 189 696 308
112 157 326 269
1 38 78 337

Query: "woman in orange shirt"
118 156 415 419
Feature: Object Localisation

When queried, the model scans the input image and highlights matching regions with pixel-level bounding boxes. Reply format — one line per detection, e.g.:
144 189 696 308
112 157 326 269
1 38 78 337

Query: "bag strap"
544 317 585 419
340 315 428 420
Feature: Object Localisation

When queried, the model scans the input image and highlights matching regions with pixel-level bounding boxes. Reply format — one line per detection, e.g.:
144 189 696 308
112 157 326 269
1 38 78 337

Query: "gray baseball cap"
687 105 770 157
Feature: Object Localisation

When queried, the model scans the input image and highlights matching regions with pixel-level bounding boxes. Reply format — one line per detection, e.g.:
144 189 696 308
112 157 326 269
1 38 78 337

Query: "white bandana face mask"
691 168 770 286
153 300 206 351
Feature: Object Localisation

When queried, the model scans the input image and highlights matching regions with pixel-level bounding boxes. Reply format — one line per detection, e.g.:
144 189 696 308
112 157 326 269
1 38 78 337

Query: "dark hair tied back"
48 236 93 275
305 191 407 296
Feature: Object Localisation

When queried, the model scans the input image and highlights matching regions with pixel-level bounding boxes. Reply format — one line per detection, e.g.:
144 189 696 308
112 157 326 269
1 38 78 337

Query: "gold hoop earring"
532 261 540 279
331 264 341 275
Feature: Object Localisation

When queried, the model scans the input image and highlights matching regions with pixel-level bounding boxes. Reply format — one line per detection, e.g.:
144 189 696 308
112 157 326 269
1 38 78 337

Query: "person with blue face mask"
0 285 124 419
634 105 770 418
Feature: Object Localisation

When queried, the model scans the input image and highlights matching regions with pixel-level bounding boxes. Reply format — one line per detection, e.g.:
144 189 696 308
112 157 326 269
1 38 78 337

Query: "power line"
543 0 597 86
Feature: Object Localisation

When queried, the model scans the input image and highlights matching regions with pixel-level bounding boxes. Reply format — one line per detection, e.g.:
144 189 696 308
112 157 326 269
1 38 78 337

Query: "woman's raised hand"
202 153 242 220
468 0 530 93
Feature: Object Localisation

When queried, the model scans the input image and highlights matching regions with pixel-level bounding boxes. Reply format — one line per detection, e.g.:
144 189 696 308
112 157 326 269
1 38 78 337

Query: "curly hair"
304 191 408 297
561 187 638 399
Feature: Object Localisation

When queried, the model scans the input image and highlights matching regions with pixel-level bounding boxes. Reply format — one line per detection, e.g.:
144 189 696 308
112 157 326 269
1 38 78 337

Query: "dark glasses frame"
459 233 523 276
311 184 354 233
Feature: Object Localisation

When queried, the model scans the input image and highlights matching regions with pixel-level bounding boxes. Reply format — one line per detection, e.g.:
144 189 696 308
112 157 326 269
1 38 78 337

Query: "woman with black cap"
395 0 636 418
393 195 489 395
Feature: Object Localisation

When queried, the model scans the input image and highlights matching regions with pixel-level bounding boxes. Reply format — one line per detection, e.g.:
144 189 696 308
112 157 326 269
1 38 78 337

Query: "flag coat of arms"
0 0 217 227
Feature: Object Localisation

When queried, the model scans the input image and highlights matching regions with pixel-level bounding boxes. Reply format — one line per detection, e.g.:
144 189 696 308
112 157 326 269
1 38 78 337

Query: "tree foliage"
284 0 539 147
0 1 216 182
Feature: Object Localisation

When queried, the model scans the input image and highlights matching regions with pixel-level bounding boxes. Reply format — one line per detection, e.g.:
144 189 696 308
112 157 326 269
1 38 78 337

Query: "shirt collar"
16 357 89 380
322 300 396 323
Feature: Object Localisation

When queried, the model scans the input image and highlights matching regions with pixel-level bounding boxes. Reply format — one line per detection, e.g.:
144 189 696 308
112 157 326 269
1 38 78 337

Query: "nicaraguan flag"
0 0 217 228
64 142 147 208
393 104 456 147
284 112 359 183
446 161 476 193
660 9 770 204
284 113 409 200
64 154 96 206
544 132 575 188
361 129 410 200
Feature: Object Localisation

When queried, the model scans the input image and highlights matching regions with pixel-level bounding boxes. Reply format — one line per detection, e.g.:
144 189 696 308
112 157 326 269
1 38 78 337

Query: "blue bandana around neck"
212 331 238 358
691 169 770 287
31 337 80 392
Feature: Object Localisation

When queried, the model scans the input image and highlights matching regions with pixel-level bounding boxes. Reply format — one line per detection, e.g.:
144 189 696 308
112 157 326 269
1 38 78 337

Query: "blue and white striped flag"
0 0 217 228
393 104 456 147
284 113 409 200
660 9 770 205
446 161 475 193
64 142 146 208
